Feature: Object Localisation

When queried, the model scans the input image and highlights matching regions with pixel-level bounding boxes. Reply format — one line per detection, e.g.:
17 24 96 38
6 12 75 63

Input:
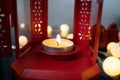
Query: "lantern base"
41 45 80 55
11 43 100 80
40 45 81 60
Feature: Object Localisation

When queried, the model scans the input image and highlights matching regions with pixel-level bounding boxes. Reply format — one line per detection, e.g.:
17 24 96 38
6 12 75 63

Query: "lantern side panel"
0 0 14 57
74 0 101 49
30 0 48 43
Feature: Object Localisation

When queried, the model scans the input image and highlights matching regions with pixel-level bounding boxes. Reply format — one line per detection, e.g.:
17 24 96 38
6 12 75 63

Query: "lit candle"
42 34 74 53
56 34 61 46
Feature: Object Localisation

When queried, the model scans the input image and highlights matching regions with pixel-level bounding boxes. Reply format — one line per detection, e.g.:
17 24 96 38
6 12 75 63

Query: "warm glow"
60 24 69 32
56 34 61 45
20 23 25 29
19 35 28 48
102 57 120 77
66 33 73 39
60 32 68 38
107 42 115 55
47 25 53 37
60 24 69 38
42 38 74 53
110 43 120 58
107 42 115 51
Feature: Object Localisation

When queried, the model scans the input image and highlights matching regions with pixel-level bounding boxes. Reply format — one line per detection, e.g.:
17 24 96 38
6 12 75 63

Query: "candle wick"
56 41 59 46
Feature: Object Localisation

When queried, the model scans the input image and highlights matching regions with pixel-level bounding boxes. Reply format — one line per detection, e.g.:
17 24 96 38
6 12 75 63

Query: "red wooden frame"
73 0 92 48
73 0 103 63
11 0 104 80
93 1 103 63
30 0 48 43
0 0 103 61
0 0 18 57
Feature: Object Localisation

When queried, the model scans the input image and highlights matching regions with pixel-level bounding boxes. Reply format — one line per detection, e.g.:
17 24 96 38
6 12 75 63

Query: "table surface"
11 44 100 80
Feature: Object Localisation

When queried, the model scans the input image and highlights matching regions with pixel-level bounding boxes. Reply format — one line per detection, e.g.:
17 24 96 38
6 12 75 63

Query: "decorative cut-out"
78 0 92 40
30 0 47 42
74 0 100 46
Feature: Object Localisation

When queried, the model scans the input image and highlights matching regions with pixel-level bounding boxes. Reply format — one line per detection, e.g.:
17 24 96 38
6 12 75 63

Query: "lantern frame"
0 0 103 80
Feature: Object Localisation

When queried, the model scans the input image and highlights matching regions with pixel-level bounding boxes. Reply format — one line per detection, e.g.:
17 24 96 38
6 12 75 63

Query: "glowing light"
56 34 61 45
107 42 115 55
66 34 73 39
102 57 120 77
110 43 120 58
38 24 41 27
38 28 41 32
60 24 69 38
20 23 25 29
47 25 53 37
19 35 28 48
34 24 37 27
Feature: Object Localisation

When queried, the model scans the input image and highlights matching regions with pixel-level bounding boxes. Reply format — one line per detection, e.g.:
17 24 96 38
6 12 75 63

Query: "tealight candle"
42 34 74 52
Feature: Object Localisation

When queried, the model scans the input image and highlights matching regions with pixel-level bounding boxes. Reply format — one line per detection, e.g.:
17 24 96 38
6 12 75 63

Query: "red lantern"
0 0 104 80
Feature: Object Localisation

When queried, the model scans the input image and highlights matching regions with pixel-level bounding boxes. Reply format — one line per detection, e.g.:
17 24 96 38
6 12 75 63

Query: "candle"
56 34 61 46
42 34 74 53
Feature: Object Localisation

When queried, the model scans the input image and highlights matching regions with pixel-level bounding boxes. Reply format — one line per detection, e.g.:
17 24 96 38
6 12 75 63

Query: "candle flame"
56 34 61 46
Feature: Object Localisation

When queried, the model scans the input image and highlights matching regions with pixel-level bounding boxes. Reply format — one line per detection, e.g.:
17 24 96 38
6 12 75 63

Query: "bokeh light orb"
110 43 120 58
107 42 115 55
19 35 28 48
66 33 73 39
107 42 115 51
47 25 53 37
20 23 25 29
60 24 69 32
102 57 120 77
60 24 70 38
